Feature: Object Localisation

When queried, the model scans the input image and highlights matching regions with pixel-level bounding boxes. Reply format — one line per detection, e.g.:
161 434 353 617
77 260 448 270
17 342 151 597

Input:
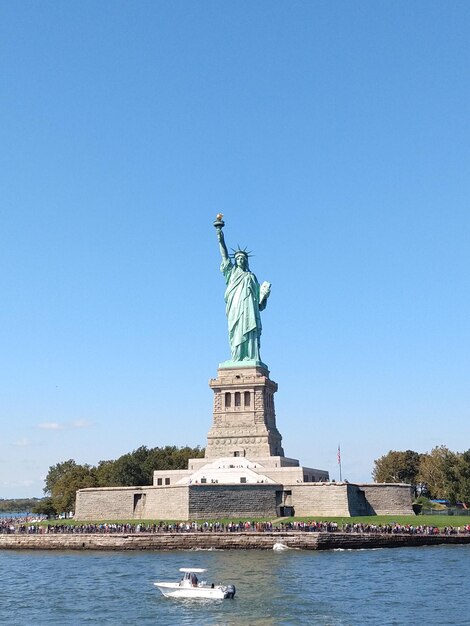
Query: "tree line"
37 445 205 515
0 498 42 513
373 446 470 503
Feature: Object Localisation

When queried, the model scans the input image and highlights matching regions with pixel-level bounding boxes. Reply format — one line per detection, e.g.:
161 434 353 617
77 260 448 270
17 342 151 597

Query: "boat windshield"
181 572 200 586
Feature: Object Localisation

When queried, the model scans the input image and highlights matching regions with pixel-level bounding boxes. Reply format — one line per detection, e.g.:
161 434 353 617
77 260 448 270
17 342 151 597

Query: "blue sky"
1 1 469 498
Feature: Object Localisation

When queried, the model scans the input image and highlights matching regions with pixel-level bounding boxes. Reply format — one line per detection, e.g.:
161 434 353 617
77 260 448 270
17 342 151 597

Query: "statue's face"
235 254 247 270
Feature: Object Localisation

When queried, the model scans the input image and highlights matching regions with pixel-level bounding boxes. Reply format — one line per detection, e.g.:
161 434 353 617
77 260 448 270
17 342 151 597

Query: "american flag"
337 445 341 465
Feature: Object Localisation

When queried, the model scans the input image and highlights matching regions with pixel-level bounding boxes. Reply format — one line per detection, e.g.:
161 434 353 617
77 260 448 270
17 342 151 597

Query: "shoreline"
2 531 470 551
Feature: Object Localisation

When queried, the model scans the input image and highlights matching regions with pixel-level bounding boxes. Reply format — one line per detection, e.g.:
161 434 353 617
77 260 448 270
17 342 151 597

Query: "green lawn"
33 514 470 529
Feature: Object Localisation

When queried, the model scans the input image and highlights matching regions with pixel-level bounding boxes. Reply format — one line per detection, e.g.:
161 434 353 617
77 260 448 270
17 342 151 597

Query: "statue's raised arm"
214 213 229 262
213 214 271 368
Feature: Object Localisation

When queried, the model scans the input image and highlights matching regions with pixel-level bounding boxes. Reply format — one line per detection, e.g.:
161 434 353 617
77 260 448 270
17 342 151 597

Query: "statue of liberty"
214 214 271 366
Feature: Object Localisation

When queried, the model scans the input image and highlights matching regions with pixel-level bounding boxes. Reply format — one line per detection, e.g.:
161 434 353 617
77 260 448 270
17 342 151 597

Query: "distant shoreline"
2 532 470 551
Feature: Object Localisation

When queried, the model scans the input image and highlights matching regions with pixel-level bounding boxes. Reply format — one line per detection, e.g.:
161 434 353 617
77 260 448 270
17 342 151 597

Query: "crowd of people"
2 517 470 536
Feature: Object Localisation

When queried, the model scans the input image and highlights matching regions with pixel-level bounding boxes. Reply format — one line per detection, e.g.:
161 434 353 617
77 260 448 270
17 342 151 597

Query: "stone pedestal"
205 365 285 459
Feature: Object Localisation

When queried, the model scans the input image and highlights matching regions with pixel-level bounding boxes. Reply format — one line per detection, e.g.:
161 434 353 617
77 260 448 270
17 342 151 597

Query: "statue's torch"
213 213 225 231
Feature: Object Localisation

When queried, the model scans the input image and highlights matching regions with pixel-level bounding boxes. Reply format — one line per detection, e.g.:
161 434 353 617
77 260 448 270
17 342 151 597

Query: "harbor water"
1 545 469 625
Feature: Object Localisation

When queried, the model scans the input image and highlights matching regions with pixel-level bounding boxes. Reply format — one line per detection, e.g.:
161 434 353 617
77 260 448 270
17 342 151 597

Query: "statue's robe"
221 258 262 361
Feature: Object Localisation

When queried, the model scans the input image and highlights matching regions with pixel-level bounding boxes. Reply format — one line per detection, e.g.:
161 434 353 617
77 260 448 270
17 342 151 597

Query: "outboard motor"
222 584 236 599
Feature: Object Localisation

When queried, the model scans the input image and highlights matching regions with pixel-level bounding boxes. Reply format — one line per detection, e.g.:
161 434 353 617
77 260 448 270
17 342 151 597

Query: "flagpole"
338 444 342 482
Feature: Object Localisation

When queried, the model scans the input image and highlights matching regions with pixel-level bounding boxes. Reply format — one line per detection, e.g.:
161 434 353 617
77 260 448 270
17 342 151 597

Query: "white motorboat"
154 567 236 599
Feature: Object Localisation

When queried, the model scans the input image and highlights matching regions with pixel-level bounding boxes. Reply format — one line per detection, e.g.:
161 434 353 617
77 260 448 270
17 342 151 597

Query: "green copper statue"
214 214 271 367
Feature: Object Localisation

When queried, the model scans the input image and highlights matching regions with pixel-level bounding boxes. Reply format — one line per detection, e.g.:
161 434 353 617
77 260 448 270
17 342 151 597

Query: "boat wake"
190 547 223 551
273 542 299 551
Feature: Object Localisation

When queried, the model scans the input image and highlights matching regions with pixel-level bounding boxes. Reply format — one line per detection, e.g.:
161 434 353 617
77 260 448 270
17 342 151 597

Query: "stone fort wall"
75 482 413 521
188 484 279 519
291 484 351 517
358 483 413 515
288 483 412 517
75 485 189 521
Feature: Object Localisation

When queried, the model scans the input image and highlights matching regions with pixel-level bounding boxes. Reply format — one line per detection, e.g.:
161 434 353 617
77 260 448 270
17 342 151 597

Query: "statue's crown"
230 246 252 259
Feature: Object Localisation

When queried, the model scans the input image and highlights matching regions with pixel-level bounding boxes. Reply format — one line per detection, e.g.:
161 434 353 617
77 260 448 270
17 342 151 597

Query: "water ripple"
1 545 470 625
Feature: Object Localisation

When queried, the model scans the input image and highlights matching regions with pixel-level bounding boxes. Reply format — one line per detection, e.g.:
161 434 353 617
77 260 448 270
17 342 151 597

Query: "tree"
50 464 98 513
44 459 80 496
372 446 470 505
372 450 421 489
97 444 207 487
417 446 459 502
32 497 56 517
451 449 470 503
95 460 121 487
0 498 41 513
44 459 98 513
144 445 205 478
110 446 151 486
43 444 206 503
